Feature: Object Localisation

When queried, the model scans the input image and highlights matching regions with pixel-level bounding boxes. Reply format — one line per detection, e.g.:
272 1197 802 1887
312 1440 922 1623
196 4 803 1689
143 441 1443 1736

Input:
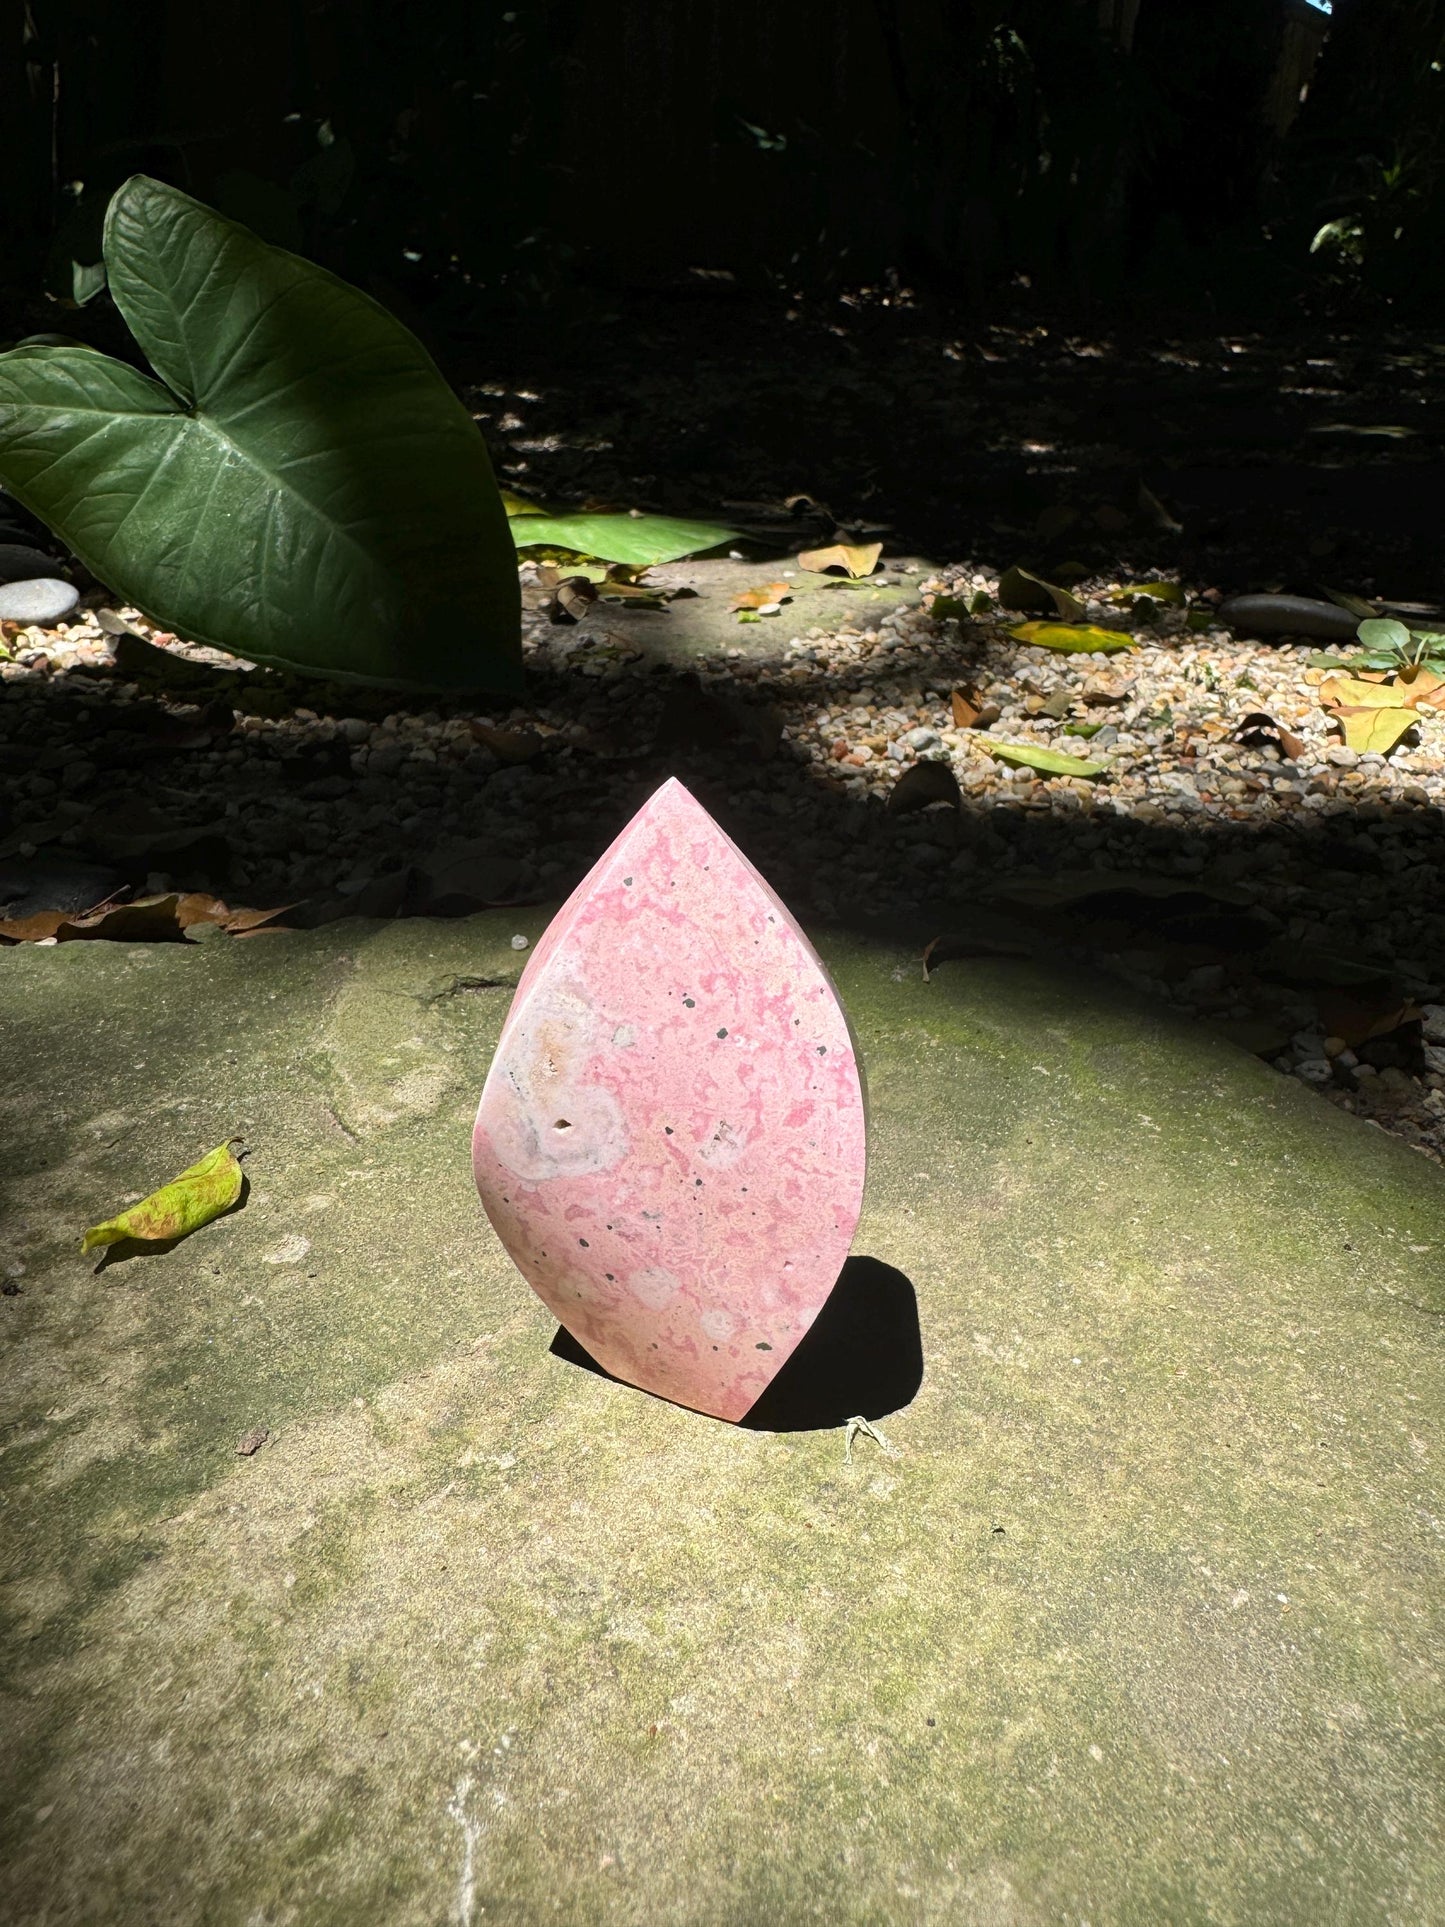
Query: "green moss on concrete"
1 914 1442 1923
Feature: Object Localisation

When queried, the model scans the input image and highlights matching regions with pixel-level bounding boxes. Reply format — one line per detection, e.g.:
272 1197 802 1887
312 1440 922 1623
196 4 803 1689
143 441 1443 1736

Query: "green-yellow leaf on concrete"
1108 581 1186 605
988 742 1108 778
80 1138 244 1254
1335 707 1419 755
1007 621 1136 655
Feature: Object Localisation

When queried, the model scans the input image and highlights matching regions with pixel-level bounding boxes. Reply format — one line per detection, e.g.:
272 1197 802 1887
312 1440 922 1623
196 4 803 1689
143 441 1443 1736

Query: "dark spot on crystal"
756 1341 773 1351
578 1238 589 1247
624 876 633 886
683 998 696 1008
716 1027 728 1038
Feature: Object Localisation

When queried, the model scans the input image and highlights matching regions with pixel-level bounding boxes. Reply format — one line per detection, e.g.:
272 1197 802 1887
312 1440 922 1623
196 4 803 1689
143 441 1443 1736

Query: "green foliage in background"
1350 617 1445 679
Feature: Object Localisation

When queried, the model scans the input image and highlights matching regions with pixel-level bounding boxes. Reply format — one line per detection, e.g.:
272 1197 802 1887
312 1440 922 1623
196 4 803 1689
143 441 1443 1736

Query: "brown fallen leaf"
1325 994 1425 1055
1403 667 1445 705
729 581 792 612
887 760 962 815
531 568 598 623
797 542 882 578
1081 675 1134 706
236 1425 270 1457
1234 711 1306 760
0 891 293 946
950 685 1001 730
470 721 545 763
1317 991 1420 1049
182 895 297 935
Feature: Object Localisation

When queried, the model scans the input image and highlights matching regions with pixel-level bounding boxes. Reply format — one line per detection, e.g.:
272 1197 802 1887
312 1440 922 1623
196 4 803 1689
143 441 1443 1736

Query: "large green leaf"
0 176 521 692
508 512 740 567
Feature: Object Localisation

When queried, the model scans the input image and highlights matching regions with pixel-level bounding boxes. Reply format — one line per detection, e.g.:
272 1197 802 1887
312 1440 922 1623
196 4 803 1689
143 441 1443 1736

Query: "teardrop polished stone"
473 777 867 1421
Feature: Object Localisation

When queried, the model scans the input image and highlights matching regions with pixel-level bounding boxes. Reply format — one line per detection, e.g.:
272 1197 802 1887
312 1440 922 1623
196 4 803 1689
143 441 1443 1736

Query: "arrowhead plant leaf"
0 176 521 693
81 1139 245 1255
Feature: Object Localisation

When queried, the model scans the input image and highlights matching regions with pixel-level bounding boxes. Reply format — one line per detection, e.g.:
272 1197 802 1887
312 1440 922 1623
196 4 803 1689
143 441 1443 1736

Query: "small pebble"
0 578 79 624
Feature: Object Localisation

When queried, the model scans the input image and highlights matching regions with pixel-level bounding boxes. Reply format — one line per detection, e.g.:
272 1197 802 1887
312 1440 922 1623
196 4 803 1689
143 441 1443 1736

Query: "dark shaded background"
6 0 1444 336
8 0 1443 600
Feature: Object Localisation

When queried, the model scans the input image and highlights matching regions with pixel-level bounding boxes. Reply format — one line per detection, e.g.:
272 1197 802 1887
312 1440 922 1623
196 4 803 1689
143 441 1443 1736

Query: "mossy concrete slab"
2 914 1443 1925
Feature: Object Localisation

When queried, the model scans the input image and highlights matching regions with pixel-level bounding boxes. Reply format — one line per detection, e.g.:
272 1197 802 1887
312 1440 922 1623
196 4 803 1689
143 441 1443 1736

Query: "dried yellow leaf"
1335 707 1420 754
1319 675 1422 710
797 542 883 578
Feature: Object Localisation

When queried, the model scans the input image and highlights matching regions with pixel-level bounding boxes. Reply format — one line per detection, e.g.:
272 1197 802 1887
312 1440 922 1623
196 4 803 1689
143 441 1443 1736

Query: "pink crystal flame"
472 777 867 1420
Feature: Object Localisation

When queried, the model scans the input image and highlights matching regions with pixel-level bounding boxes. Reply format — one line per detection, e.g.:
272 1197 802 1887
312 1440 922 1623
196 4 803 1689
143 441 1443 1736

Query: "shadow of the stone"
549 1254 923 1432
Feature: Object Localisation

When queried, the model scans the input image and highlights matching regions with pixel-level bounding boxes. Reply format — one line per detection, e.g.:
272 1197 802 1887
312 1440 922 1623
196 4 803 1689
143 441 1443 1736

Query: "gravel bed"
5 563 1445 1164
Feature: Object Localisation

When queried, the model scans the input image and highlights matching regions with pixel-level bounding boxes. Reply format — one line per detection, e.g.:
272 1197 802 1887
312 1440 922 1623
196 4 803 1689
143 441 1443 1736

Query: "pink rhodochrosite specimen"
473 777 867 1421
